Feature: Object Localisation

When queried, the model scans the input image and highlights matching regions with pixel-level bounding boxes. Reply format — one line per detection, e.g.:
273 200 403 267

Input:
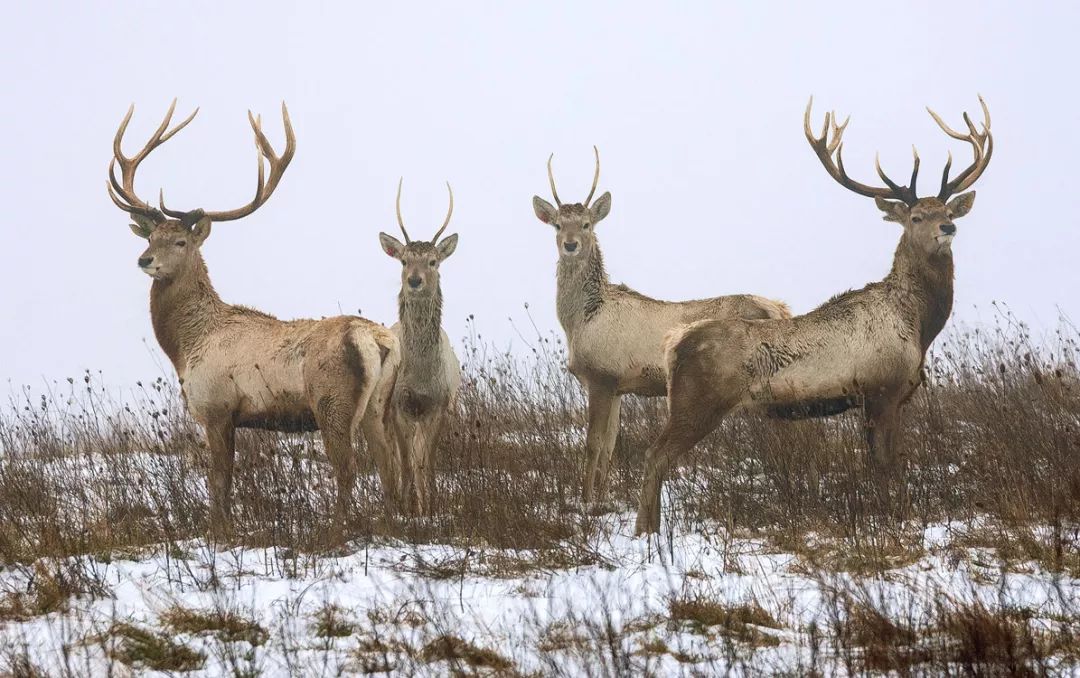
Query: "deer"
634 97 993 534
377 179 462 515
531 148 792 505
107 100 402 533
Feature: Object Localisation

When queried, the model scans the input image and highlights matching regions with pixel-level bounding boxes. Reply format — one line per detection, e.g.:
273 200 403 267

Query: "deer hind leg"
204 415 236 537
635 372 736 535
582 383 619 505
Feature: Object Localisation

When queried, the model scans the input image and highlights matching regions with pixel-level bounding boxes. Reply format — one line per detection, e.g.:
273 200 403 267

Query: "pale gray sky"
1 1 1077 389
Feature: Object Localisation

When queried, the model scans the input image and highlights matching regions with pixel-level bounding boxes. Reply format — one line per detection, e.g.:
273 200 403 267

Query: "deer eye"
911 215 923 224
554 224 561 231
175 240 186 247
401 260 407 266
583 223 591 230
429 259 437 267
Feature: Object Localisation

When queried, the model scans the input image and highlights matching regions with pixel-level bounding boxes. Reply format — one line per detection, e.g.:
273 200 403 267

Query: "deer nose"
407 276 423 289
940 223 956 236
138 256 154 268
564 241 578 252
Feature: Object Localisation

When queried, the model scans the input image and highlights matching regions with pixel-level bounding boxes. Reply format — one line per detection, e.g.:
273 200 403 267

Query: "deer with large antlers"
635 97 993 533
532 149 792 504
108 100 401 531
377 180 462 514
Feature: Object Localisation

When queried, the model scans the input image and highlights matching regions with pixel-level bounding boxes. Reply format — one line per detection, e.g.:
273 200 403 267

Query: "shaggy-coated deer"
532 148 792 504
378 179 462 514
108 100 401 531
635 97 993 533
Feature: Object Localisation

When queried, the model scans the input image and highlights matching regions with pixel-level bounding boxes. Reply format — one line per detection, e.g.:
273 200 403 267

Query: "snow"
2 512 1077 676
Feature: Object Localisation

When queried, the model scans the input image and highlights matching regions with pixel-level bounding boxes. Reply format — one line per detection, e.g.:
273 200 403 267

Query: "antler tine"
804 97 912 203
431 182 454 242
395 177 412 243
192 102 296 222
909 146 921 199
546 153 562 207
109 99 198 219
583 146 601 207
931 96 993 200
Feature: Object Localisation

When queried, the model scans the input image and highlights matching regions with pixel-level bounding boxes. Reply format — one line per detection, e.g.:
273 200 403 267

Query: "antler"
396 179 455 243
395 177 412 243
431 182 454 242
159 102 296 222
928 96 992 200
107 98 199 221
804 97 920 205
546 154 563 207
546 146 602 207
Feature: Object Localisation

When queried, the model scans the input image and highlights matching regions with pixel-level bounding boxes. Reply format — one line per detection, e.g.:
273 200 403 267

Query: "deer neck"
556 243 609 333
397 286 446 379
149 254 226 372
886 233 955 351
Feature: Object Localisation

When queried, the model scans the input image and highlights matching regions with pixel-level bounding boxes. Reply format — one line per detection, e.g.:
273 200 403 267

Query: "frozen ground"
2 510 1077 676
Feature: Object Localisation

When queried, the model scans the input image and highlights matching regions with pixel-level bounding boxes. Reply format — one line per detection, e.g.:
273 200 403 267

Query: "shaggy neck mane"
556 243 609 331
398 286 445 379
885 231 955 351
149 253 227 371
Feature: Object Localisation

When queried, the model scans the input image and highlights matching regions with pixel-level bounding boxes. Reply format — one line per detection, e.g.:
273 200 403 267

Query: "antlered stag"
378 179 462 514
532 148 791 504
107 100 401 531
635 97 993 533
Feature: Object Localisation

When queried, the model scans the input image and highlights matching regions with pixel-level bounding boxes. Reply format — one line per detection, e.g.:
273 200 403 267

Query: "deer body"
635 98 992 533
109 101 402 531
535 151 791 503
379 181 461 514
557 245 790 397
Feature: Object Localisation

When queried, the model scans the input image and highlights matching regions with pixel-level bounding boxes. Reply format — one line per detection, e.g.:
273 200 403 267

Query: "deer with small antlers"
635 97 993 533
532 148 792 504
378 180 462 514
108 100 401 531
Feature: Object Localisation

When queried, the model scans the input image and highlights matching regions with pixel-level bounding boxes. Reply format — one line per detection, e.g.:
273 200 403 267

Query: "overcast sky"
1 1 1077 390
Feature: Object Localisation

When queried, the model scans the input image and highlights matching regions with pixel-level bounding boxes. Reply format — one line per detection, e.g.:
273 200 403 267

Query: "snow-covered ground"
2 511 1077 676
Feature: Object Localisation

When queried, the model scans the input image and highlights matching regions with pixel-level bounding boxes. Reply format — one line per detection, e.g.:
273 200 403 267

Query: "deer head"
805 97 992 258
532 146 612 259
107 99 295 281
379 179 458 296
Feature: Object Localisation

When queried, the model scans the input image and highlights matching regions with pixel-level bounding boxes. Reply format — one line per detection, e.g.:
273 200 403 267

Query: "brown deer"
532 148 792 505
635 97 993 533
378 179 462 514
107 100 401 531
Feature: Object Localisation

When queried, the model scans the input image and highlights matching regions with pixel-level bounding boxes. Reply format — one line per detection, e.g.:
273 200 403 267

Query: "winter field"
1 312 1078 676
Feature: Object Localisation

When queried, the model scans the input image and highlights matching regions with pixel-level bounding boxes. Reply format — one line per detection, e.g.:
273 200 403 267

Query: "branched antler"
804 97 919 205
107 99 199 221
928 96 992 200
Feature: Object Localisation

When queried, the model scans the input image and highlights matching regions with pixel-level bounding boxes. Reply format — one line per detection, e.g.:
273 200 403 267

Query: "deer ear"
590 191 612 223
533 196 557 224
379 232 405 258
190 216 213 245
874 197 909 223
436 233 458 261
947 192 975 219
129 214 156 239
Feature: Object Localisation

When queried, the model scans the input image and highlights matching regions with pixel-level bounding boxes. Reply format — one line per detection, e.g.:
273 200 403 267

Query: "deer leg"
863 397 906 517
594 393 623 502
635 376 734 535
204 416 236 536
361 408 401 511
316 402 358 524
395 411 423 516
419 411 446 515
582 382 618 504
